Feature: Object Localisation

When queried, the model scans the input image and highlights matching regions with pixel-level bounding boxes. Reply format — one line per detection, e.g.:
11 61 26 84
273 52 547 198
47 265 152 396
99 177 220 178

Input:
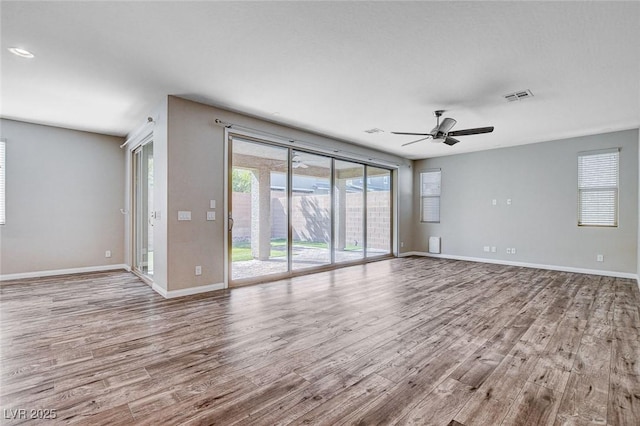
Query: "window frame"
420 169 441 223
577 148 619 227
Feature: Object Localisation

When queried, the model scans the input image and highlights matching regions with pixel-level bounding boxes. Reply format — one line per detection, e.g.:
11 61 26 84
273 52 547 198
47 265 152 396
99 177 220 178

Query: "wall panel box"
429 237 441 254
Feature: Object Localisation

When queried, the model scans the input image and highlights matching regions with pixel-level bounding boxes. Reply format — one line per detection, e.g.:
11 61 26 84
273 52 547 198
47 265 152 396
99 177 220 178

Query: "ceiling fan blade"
448 126 494 137
391 132 432 136
401 137 431 147
443 136 460 146
438 117 457 134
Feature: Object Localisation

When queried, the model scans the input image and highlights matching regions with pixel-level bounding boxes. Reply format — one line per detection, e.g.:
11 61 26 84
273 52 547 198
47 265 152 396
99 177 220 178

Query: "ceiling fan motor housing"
432 131 446 143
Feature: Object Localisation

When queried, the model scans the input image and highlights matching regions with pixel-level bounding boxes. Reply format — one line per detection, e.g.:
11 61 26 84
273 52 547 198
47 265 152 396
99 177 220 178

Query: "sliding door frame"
130 137 154 286
225 130 395 288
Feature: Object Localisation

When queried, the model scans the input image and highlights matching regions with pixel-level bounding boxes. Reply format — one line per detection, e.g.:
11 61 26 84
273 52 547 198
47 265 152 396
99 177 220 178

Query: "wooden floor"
1 257 639 425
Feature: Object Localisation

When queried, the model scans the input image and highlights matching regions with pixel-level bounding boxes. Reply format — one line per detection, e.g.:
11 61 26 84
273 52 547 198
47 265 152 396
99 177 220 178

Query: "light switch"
178 211 191 221
207 211 216 221
210 200 216 209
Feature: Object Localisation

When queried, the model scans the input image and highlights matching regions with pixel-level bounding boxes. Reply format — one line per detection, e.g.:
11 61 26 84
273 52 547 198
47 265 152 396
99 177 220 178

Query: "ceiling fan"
292 154 308 168
393 110 494 146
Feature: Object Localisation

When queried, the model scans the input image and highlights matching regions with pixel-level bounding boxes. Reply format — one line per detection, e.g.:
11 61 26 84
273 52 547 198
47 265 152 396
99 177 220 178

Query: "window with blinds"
420 169 441 223
578 148 619 227
0 140 5 225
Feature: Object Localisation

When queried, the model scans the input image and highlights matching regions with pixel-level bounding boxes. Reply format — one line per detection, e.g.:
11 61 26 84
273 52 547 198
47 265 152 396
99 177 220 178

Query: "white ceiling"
1 1 639 160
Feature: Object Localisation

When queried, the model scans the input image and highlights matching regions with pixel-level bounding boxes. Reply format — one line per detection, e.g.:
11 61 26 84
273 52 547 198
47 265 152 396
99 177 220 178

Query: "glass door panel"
230 138 289 282
133 142 154 278
334 160 364 263
291 151 331 270
366 166 391 257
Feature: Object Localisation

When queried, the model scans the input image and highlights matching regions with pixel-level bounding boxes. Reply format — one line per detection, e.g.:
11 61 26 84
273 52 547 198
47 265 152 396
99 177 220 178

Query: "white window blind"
0 140 5 225
421 169 441 223
578 148 619 227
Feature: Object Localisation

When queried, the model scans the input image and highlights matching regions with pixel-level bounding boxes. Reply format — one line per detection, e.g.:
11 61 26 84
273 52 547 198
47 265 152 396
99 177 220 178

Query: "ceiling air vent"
364 128 384 134
504 89 534 102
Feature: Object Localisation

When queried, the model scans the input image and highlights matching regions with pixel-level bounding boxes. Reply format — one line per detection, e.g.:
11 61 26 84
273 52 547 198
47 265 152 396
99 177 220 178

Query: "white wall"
413 129 639 276
0 119 125 277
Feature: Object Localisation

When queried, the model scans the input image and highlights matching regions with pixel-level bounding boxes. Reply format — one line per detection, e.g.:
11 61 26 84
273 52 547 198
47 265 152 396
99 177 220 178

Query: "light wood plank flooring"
1 257 639 425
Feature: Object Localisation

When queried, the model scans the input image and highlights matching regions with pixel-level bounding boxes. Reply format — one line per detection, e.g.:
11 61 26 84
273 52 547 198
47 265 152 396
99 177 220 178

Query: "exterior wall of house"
232 191 390 250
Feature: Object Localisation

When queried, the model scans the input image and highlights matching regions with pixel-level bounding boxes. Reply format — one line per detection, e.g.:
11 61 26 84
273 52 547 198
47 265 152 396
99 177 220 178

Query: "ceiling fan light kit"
393 110 494 147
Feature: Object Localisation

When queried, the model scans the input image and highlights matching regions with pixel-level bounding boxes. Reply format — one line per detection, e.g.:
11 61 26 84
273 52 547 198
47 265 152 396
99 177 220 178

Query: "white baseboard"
0 264 129 282
151 283 168 298
152 282 226 299
399 251 422 258
407 252 639 280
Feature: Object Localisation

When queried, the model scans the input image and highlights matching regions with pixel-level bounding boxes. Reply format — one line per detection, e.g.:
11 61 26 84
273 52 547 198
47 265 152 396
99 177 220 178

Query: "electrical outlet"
492 199 497 206
491 246 497 253
105 250 112 258
195 265 202 275
506 248 512 254
483 246 490 252
401 241 404 248
512 248 517 254
207 211 216 221
596 254 604 262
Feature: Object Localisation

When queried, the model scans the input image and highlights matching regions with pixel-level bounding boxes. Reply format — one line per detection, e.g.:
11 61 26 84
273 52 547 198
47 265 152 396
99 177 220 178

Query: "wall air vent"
364 128 384 134
504 89 534 102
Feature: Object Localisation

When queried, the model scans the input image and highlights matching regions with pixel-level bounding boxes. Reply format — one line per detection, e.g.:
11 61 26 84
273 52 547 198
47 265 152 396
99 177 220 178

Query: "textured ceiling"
1 1 639 159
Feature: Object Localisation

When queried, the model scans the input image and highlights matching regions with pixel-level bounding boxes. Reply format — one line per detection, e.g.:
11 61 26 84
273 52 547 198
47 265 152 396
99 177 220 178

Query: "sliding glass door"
334 160 364 263
229 138 289 281
366 167 392 257
133 142 154 278
228 134 393 286
292 151 332 270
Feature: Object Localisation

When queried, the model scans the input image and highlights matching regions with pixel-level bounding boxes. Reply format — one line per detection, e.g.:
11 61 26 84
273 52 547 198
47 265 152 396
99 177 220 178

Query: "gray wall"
414 129 638 275
0 119 125 275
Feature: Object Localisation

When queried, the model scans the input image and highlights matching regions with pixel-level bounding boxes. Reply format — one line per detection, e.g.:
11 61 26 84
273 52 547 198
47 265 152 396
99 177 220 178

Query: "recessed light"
8 47 35 58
